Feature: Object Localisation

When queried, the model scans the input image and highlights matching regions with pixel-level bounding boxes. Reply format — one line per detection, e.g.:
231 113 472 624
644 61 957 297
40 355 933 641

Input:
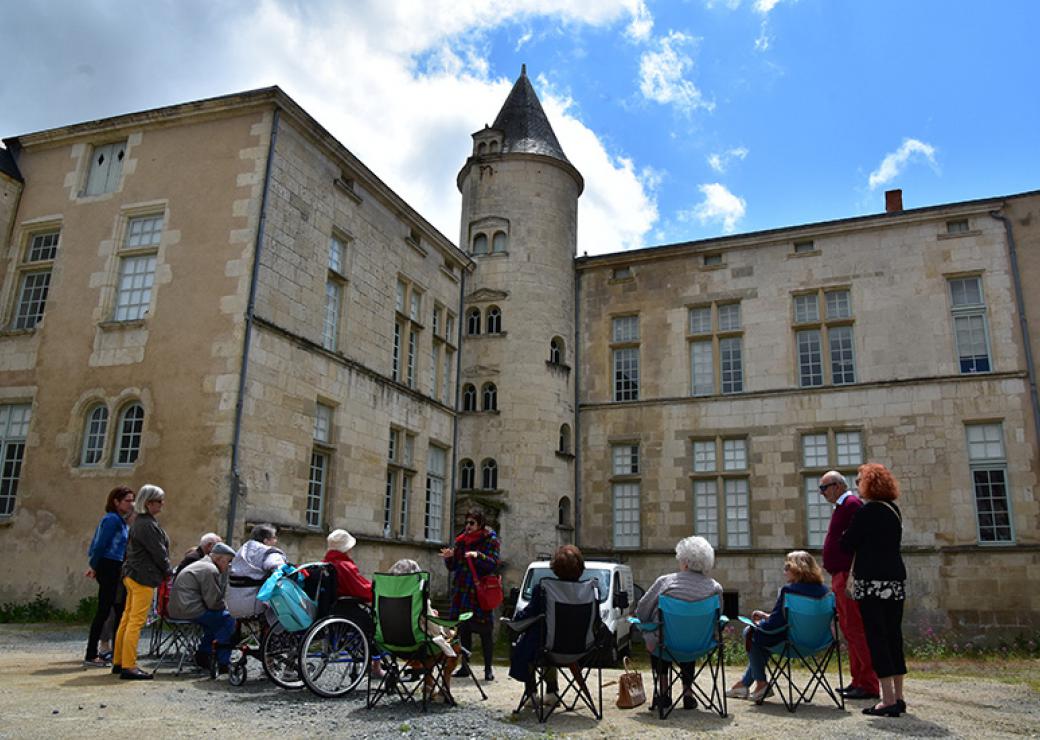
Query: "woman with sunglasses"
440 508 500 681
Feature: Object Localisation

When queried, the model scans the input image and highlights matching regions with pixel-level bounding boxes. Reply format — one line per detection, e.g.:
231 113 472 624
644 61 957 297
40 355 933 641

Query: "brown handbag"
616 657 646 708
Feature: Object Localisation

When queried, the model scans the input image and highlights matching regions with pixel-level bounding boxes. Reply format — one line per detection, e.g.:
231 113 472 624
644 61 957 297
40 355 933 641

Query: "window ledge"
334 178 363 204
473 251 509 259
98 319 147 330
0 516 12 527
608 277 635 285
556 524 575 533
937 230 982 241
0 327 37 338
546 361 571 373
700 263 725 271
555 451 575 461
405 237 428 257
439 265 460 282
787 249 821 259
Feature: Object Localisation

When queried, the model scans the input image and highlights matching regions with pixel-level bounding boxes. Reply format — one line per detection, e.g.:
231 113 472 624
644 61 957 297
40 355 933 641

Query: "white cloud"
683 183 747 234
754 21 772 51
704 0 742 9
868 138 938 189
638 31 714 115
753 0 782 14
707 146 749 173
624 0 654 40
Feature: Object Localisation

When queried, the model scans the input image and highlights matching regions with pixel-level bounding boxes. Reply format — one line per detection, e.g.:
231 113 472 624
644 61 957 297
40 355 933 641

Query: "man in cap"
168 541 237 673
173 532 223 579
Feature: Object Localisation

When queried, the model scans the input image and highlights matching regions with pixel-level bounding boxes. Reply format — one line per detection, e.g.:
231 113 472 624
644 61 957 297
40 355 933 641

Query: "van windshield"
521 567 610 603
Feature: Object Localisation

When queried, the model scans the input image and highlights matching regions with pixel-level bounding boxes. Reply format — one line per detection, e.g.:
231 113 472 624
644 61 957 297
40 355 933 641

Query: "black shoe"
650 693 672 711
683 693 697 710
111 664 122 675
843 686 880 700
484 669 494 682
453 666 471 678
193 652 212 671
896 699 907 714
862 703 901 717
120 668 154 681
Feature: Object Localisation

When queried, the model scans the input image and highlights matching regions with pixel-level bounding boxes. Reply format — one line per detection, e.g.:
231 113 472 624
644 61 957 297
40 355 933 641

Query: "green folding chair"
366 571 485 711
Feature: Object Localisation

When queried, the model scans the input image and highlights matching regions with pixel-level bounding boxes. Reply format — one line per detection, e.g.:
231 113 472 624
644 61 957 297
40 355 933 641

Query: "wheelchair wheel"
228 649 248 686
299 617 370 698
261 625 305 689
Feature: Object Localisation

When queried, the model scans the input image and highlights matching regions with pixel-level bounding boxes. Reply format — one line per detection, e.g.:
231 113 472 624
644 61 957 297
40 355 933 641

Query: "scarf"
455 527 487 549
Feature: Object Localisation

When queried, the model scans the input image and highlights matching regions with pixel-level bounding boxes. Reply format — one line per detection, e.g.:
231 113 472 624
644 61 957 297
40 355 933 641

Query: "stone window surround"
690 435 751 550
792 285 856 388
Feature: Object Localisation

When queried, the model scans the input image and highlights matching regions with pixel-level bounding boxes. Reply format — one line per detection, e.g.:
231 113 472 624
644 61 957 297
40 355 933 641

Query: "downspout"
226 108 281 542
448 267 467 538
573 267 582 548
990 209 1040 459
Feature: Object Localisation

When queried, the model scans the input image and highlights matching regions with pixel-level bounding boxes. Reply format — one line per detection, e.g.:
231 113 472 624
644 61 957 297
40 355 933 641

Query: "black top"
841 500 906 582
490 69 571 164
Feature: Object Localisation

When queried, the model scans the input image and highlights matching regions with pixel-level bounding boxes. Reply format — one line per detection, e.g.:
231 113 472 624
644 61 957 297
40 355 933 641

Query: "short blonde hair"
134 484 165 514
785 550 824 585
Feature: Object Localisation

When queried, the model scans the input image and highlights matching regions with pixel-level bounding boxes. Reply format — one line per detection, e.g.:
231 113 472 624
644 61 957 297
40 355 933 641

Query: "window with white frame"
793 288 856 387
84 140 127 196
801 429 863 547
429 304 454 402
393 277 423 386
424 445 446 541
689 302 744 396
12 230 60 330
0 404 32 517
114 215 163 322
308 403 334 527
114 403 144 466
691 436 750 548
322 235 348 351
611 316 640 402
611 442 640 548
80 405 109 466
966 423 1014 543
948 276 991 373
384 427 415 538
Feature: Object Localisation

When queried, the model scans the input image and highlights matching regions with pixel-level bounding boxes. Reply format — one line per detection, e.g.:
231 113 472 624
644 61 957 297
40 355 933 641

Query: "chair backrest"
541 577 599 663
657 594 721 662
300 562 339 618
372 571 428 653
783 591 836 655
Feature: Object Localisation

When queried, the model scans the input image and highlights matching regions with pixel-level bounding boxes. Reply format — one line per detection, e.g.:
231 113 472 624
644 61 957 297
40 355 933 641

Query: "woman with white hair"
112 484 172 680
226 523 287 618
634 536 723 711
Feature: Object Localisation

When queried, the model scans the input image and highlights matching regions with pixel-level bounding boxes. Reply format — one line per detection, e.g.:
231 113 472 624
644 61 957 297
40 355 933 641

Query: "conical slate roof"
491 66 570 164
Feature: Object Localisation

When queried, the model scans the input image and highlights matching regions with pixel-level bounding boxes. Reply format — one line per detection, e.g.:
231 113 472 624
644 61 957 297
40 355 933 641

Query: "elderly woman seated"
727 550 828 702
634 535 723 711
388 558 459 697
226 523 288 620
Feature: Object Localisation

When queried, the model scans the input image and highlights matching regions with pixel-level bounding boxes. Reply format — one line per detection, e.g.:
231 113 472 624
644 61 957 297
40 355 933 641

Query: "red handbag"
466 557 504 611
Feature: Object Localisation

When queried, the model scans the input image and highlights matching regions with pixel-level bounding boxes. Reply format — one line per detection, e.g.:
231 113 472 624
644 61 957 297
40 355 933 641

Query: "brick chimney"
885 189 903 213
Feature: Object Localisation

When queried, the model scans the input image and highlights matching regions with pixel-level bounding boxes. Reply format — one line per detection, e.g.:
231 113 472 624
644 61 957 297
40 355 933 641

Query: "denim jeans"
193 609 236 666
740 625 768 685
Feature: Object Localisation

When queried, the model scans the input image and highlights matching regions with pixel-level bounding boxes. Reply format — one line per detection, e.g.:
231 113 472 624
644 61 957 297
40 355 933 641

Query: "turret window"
459 459 475 490
481 458 498 490
559 424 571 454
482 383 498 411
492 231 508 253
549 337 564 365
462 384 477 412
486 306 502 334
466 307 481 335
473 234 488 255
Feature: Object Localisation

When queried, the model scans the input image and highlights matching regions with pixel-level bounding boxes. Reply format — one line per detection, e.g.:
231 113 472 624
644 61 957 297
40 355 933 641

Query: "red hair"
858 462 900 502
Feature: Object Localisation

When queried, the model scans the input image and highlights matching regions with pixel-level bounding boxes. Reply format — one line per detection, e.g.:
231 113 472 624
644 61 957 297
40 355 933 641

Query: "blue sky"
1 1 1037 255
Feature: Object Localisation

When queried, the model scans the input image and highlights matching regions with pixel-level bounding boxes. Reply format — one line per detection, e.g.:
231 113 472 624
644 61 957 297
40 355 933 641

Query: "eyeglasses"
854 477 861 485
465 520 478 526
818 482 835 492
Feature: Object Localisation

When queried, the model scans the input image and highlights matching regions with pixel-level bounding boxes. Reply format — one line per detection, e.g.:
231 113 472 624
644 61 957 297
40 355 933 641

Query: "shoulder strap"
878 501 902 522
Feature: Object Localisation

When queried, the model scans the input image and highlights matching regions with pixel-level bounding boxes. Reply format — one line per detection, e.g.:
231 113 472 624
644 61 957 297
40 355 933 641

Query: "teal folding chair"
629 593 729 718
740 591 845 713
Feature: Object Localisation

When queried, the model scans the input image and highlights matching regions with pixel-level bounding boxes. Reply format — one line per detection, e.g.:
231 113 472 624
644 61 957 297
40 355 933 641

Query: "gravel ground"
1 625 1038 739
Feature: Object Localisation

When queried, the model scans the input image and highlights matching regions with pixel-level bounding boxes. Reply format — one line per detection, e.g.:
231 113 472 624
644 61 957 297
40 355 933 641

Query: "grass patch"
0 593 96 624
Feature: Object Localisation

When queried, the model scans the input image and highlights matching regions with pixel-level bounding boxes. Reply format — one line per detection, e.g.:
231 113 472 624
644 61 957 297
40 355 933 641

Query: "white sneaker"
750 685 774 703
725 685 749 699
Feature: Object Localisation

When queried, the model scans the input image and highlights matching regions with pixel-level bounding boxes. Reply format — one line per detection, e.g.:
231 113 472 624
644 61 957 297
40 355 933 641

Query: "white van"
512 560 639 665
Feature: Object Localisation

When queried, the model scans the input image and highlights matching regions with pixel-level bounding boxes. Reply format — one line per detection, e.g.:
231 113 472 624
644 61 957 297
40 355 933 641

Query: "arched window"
549 337 563 365
466 307 481 335
489 140 499 153
462 384 477 412
459 459 475 490
492 231 507 253
486 306 502 334
472 234 488 255
80 404 109 466
481 458 498 490
114 402 144 466
558 496 572 527
558 424 571 454
477 142 487 155
482 383 497 411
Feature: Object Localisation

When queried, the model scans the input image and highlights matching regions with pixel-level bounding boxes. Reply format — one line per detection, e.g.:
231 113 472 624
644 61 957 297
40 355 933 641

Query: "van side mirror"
613 591 629 610
509 587 520 603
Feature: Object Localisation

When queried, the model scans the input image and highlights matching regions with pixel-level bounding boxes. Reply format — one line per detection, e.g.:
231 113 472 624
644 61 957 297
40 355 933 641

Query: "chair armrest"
719 615 730 626
738 615 785 635
500 614 545 634
738 616 756 628
627 617 660 633
429 614 462 628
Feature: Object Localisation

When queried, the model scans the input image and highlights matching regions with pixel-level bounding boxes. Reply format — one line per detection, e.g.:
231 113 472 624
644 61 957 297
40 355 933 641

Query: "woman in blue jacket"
727 550 829 702
83 486 135 667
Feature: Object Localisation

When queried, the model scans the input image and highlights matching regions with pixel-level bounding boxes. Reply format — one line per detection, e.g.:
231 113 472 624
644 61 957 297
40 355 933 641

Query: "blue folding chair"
629 594 729 718
740 592 845 713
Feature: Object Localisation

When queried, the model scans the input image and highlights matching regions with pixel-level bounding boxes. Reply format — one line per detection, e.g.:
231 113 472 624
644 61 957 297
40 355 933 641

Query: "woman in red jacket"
323 529 382 677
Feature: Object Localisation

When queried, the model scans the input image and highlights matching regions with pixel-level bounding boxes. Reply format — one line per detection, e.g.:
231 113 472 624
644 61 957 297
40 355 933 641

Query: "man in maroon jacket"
820 470 880 700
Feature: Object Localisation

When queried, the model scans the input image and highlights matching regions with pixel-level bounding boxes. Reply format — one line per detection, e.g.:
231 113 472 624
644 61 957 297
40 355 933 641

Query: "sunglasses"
465 520 478 526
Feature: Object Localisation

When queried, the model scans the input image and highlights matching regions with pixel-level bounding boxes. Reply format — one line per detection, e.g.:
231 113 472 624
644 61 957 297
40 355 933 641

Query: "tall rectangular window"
688 302 743 396
691 436 750 548
611 443 640 548
13 230 60 330
793 288 855 387
114 215 163 322
392 323 402 381
307 403 334 528
393 277 423 386
425 445 446 541
84 140 127 196
323 235 348 351
385 427 415 539
966 423 1014 543
611 316 640 402
406 329 418 388
801 429 863 547
0 404 31 517
948 276 991 373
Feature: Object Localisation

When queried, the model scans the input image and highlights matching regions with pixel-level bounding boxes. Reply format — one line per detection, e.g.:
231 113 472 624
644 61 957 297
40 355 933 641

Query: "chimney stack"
885 189 903 213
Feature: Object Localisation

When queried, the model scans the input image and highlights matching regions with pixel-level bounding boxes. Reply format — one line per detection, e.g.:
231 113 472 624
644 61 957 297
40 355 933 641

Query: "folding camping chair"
147 575 206 674
503 577 606 723
740 591 845 713
366 571 484 712
629 593 729 718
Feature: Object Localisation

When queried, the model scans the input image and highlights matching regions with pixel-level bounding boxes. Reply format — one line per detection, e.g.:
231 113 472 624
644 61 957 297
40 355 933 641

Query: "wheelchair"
297 596 375 698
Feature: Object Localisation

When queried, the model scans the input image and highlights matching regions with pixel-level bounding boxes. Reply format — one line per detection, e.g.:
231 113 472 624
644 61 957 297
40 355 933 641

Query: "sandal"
83 657 110 668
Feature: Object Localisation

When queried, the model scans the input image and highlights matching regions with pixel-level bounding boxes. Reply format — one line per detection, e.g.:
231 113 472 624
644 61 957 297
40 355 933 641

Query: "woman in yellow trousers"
113 485 172 680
